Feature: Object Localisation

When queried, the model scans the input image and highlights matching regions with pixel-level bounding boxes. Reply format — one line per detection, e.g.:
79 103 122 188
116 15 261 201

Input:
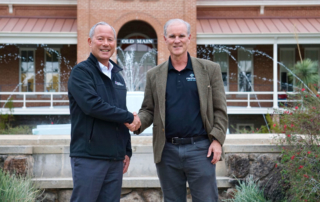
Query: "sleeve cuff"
125 112 134 124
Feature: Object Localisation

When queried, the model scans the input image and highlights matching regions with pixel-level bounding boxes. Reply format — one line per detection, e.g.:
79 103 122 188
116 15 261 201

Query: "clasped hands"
124 112 141 132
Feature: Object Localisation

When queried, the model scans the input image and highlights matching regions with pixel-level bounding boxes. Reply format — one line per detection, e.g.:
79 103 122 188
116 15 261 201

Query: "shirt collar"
98 61 113 72
168 52 192 71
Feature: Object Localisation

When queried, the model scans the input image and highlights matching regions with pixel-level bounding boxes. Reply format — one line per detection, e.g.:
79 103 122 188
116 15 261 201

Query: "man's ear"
88 37 92 47
163 35 167 43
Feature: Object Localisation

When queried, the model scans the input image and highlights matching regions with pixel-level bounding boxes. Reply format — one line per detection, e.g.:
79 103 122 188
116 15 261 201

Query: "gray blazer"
135 57 228 163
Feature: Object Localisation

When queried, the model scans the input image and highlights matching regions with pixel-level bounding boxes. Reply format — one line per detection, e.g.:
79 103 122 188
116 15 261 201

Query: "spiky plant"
290 59 319 93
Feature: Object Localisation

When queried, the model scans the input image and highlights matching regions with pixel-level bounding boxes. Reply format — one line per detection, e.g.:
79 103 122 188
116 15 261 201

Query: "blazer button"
162 128 164 132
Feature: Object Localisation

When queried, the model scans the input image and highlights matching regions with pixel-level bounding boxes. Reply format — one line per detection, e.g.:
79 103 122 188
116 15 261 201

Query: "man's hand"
124 112 141 132
207 140 222 164
123 155 130 174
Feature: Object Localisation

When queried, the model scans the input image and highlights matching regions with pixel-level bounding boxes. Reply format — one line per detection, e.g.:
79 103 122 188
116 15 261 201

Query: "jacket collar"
88 53 122 74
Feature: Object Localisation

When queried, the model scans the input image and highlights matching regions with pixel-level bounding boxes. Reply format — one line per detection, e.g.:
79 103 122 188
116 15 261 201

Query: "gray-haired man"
68 22 141 202
127 19 228 202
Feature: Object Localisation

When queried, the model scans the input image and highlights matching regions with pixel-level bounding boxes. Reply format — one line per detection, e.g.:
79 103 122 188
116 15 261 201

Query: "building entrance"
117 21 157 91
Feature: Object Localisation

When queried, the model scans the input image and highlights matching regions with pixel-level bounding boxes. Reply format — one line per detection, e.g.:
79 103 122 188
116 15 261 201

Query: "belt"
166 135 208 145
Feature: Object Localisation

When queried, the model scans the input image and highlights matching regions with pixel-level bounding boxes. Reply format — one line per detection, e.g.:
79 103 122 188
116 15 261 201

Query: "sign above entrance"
120 39 154 44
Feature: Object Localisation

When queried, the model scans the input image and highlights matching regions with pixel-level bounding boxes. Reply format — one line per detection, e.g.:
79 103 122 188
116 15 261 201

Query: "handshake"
124 112 141 132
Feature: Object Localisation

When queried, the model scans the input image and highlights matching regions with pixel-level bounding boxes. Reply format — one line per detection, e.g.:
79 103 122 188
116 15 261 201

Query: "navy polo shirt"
165 53 207 138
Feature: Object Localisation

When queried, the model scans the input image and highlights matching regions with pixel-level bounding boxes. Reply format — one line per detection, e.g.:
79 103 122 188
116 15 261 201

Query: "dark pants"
70 157 123 202
156 139 218 202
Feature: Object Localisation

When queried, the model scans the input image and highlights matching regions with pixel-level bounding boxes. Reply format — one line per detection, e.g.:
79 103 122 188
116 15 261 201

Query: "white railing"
0 92 69 109
0 91 301 115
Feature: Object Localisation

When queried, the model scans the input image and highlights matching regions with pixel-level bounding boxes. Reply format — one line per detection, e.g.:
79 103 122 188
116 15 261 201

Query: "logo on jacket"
115 81 124 86
186 73 196 81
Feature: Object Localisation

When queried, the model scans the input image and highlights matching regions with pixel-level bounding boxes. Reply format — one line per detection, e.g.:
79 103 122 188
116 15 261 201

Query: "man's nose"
174 37 180 43
102 39 110 46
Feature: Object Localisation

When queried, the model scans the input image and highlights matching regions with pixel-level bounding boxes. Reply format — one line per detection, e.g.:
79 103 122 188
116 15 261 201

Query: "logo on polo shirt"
186 73 196 81
115 81 124 86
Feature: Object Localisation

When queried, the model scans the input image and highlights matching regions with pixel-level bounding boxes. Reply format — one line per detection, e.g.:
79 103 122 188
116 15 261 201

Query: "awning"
0 17 77 44
197 18 320 45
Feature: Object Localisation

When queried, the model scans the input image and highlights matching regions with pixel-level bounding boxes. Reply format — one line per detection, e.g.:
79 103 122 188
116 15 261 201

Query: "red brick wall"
197 6 320 18
77 0 197 64
0 6 76 17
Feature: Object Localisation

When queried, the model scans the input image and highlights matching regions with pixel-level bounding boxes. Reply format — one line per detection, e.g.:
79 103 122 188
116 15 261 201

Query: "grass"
0 169 40 202
224 175 270 202
0 125 33 135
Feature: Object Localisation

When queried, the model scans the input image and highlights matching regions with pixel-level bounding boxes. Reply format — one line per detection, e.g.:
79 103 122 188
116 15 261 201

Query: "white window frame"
19 48 36 92
44 48 61 92
279 48 295 92
237 48 254 92
236 123 254 131
214 50 229 92
304 47 320 87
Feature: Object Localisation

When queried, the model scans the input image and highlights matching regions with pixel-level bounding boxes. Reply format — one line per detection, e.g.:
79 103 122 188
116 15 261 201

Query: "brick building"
0 0 320 133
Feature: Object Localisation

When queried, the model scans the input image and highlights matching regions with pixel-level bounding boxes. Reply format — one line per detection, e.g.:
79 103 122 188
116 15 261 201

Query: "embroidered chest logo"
115 81 124 86
186 73 196 81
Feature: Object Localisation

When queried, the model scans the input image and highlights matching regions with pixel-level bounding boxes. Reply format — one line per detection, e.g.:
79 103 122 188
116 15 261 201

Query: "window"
238 49 253 92
45 48 60 92
305 48 320 86
280 48 295 92
20 49 35 92
214 51 229 92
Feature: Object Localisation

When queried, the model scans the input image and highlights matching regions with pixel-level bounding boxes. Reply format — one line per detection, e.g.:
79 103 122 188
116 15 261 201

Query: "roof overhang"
197 33 320 45
0 32 77 44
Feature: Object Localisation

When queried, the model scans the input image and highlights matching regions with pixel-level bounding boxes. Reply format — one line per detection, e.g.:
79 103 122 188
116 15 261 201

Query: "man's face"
164 22 191 57
88 25 115 65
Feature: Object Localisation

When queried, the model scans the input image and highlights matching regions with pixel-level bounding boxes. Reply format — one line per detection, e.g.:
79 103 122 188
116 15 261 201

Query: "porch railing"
0 91 299 110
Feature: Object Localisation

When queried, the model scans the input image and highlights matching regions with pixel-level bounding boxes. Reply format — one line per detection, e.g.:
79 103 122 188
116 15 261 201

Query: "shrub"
224 175 270 202
0 168 40 202
273 88 320 201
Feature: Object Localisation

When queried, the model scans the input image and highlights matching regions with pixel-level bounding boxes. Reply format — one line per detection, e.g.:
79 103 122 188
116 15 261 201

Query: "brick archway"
113 12 168 64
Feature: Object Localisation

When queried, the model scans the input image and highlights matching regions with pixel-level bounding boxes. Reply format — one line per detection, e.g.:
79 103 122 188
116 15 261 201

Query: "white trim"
197 34 320 45
273 42 278 108
0 0 77 5
44 48 61 92
0 32 77 44
196 0 320 7
8 4 13 13
19 48 36 92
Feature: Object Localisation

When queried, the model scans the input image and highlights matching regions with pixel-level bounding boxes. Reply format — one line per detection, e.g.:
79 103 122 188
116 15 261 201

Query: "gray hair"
89 22 116 39
164 19 191 37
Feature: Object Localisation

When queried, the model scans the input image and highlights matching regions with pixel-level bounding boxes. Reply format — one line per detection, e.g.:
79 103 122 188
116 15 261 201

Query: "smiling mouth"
101 50 111 52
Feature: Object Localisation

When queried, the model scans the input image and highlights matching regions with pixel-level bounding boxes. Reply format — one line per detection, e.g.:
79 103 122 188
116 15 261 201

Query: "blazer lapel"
191 57 209 125
156 61 169 127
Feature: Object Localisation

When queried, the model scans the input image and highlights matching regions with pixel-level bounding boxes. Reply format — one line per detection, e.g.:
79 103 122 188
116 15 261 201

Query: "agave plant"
290 59 319 93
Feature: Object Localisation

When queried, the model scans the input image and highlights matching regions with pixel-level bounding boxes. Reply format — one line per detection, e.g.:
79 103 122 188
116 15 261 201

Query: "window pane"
45 73 59 92
280 49 295 91
21 51 28 72
239 72 252 92
215 52 228 72
20 73 35 92
238 50 252 72
305 50 319 67
238 49 253 92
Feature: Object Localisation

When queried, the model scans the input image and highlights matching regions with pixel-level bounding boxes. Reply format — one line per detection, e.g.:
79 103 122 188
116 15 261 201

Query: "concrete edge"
32 176 232 189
